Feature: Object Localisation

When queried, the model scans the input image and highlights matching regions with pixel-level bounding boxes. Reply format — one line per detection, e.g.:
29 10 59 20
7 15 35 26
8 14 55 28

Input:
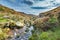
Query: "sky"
0 0 60 15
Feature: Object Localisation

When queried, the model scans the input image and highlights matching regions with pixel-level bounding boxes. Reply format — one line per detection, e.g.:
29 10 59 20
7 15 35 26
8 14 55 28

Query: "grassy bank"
29 26 60 40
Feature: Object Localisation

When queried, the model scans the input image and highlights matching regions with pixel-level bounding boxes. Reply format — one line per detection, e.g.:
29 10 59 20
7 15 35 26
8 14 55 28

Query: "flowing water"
10 26 34 40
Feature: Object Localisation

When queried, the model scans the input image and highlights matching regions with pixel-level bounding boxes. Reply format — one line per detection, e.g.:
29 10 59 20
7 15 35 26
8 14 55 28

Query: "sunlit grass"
0 17 9 22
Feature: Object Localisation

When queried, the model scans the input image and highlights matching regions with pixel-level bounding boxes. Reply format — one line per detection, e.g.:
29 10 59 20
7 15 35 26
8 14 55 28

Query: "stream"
10 26 34 40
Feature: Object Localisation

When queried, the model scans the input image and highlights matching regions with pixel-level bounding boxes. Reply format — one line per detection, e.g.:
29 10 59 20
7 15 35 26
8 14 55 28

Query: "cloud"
0 0 60 15
23 0 33 5
31 7 47 9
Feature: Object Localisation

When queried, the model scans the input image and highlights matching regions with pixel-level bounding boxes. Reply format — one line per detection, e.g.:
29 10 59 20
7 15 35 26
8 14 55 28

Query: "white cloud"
0 0 60 15
32 1 50 7
55 0 60 3
31 0 60 7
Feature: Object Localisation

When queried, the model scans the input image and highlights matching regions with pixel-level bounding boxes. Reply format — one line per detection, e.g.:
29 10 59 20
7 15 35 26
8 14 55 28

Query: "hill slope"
29 6 60 40
39 6 60 18
0 4 38 26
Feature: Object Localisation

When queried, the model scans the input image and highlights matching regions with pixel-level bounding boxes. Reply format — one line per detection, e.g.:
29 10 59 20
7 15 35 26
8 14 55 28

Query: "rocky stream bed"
8 26 34 40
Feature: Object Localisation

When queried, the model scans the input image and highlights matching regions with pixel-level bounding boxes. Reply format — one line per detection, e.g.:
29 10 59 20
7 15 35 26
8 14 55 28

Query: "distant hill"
39 6 60 18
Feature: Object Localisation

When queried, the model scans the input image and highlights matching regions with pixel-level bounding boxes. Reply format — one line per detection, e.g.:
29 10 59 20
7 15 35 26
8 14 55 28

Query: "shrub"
0 28 9 40
0 8 4 11
29 34 39 40
48 17 57 23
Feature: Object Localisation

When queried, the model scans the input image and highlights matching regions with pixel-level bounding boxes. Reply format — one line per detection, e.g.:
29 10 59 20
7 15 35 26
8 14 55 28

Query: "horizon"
0 0 60 15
